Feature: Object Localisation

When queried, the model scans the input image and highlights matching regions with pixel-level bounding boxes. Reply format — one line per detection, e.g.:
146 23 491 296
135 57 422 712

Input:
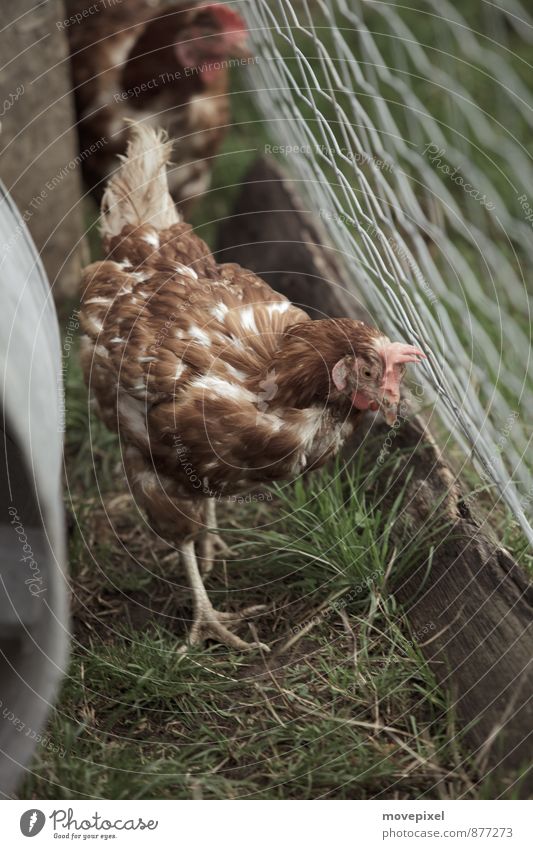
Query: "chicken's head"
175 4 251 82
332 336 426 425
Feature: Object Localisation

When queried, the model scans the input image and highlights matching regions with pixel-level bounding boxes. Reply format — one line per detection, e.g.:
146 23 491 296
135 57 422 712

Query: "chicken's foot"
179 540 269 652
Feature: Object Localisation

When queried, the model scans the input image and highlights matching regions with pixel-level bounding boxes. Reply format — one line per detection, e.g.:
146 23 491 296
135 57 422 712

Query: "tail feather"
101 121 180 239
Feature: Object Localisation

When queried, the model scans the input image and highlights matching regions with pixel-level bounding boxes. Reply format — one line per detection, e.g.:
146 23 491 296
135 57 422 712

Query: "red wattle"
351 392 378 412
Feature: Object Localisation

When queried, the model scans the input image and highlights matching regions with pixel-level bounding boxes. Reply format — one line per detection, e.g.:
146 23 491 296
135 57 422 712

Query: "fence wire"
241 0 533 544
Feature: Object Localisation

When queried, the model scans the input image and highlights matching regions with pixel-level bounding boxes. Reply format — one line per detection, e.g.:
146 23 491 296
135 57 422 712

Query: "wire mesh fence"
241 0 533 544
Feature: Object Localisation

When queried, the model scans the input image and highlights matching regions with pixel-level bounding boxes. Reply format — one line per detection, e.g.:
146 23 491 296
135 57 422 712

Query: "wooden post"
217 156 533 797
0 0 88 301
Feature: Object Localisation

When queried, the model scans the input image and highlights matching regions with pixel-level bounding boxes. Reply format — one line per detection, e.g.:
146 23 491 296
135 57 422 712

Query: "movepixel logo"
20 809 46 837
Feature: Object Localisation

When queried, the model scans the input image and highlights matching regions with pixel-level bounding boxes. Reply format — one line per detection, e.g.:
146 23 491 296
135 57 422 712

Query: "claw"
210 533 234 558
217 604 268 622
186 607 270 653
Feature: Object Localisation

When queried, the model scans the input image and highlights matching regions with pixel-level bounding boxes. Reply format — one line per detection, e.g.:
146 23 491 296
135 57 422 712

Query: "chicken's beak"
381 393 400 426
379 369 401 426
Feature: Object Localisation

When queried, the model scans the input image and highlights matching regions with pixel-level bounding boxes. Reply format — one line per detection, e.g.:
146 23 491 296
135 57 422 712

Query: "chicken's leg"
180 540 269 652
198 499 233 578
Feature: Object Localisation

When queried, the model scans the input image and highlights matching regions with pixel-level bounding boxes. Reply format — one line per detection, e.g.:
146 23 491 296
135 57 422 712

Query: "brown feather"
80 124 391 543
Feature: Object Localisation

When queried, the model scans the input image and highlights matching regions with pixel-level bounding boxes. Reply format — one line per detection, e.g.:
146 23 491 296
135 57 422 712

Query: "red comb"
382 342 426 366
199 3 248 32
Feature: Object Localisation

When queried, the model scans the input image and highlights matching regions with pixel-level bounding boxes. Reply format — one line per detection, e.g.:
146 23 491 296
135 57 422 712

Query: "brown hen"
66 0 250 210
79 124 425 651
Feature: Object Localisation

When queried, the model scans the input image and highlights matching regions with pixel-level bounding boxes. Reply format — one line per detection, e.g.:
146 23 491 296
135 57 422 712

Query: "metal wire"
241 0 533 544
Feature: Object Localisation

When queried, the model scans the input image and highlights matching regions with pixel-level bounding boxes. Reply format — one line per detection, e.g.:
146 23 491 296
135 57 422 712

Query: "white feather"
101 123 180 239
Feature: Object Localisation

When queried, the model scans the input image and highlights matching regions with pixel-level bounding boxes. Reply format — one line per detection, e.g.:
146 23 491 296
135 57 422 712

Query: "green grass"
24 376 469 799
21 342 514 800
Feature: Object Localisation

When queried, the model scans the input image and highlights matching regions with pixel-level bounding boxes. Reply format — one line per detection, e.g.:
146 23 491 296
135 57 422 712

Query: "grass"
21 340 521 800
20 1 532 800
22 363 467 798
